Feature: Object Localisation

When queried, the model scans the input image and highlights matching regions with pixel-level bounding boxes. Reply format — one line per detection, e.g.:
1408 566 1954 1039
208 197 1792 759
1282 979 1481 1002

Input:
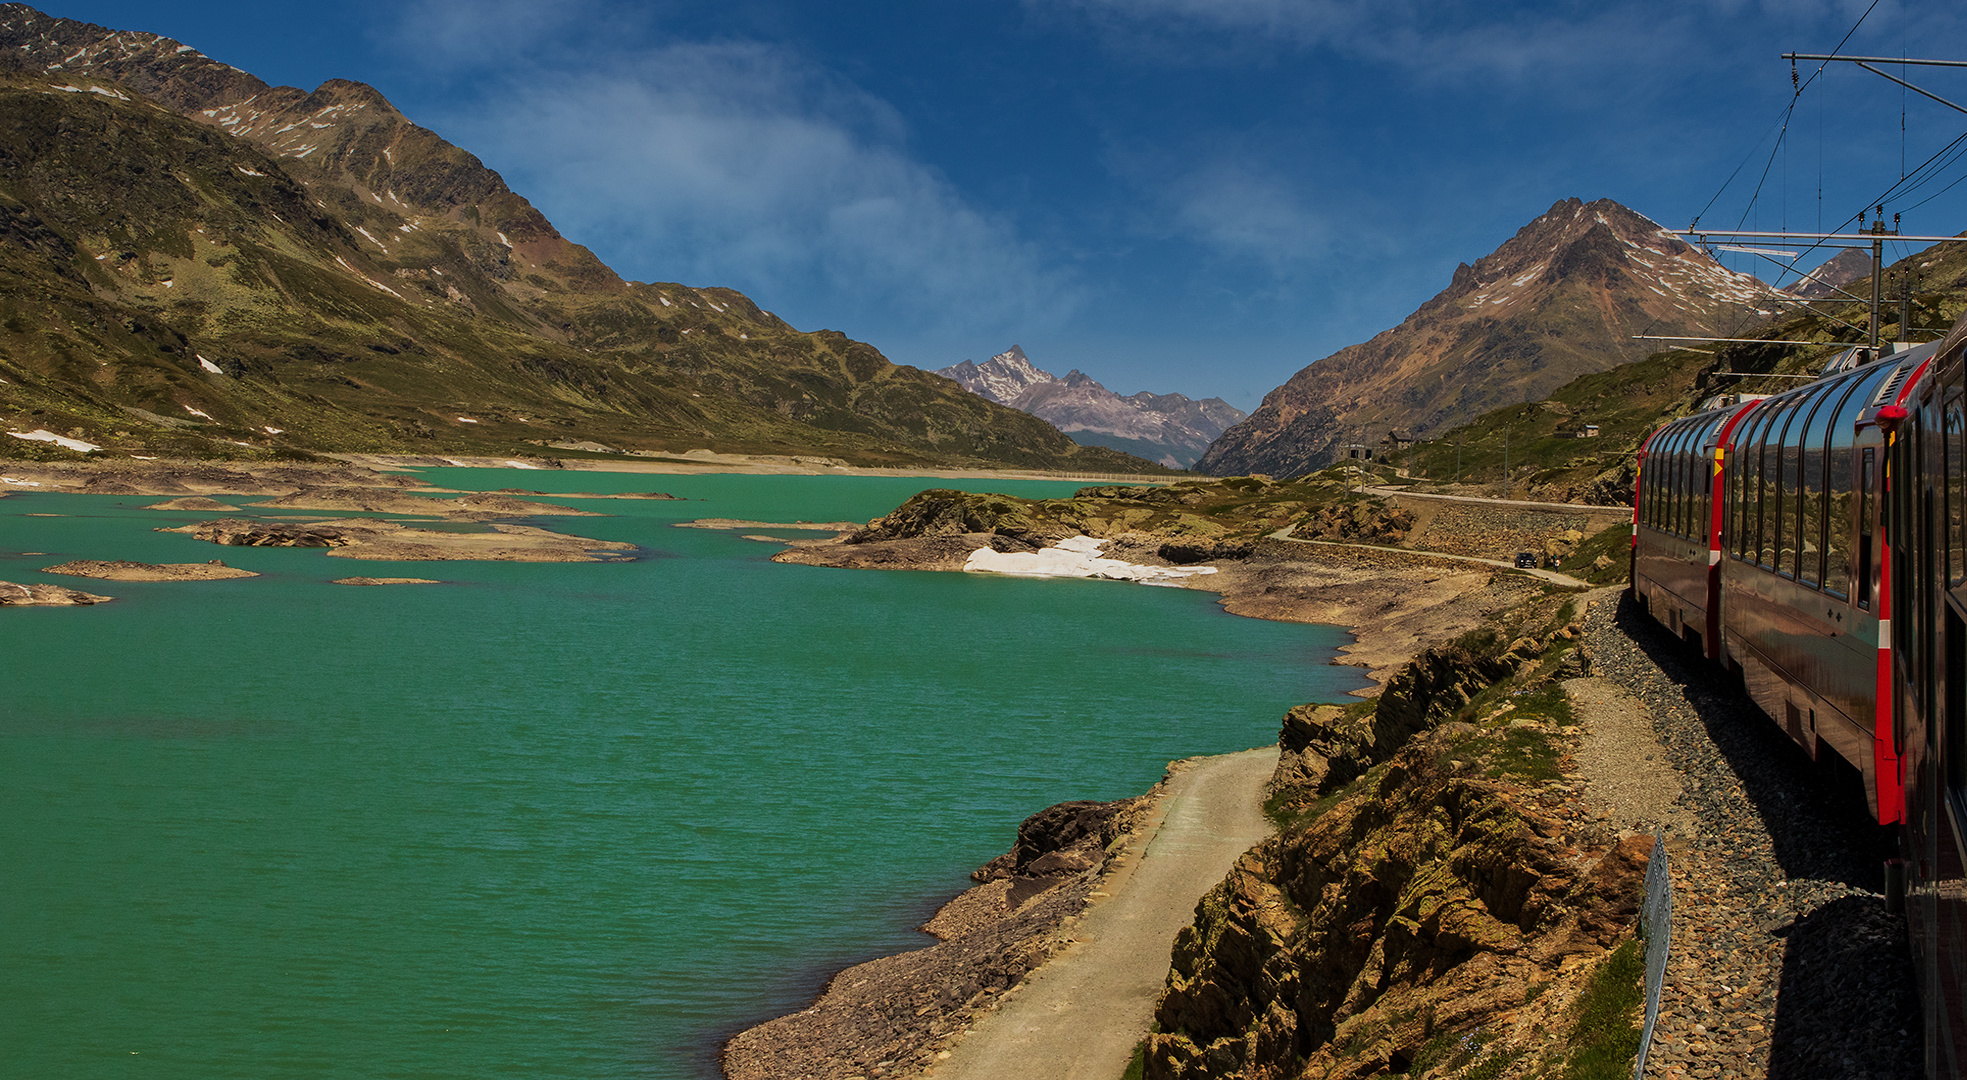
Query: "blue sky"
40 0 1967 408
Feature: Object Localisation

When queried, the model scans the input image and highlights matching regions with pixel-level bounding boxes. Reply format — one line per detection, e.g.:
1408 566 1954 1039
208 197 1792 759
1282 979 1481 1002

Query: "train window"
1760 408 1786 568
1668 424 1683 535
1800 391 1840 588
1667 427 1688 537
1857 446 1876 607
1739 410 1771 561
1947 392 1965 588
1676 428 1694 538
1691 428 1708 541
1778 399 1801 578
1771 404 1800 572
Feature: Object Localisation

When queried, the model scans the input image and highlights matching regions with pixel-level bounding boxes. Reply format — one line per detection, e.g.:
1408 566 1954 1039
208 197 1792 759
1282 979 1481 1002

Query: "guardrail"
1636 836 1672 1079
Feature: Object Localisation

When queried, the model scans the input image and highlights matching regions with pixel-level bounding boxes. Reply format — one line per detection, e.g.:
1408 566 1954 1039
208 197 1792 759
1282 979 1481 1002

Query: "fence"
1635 835 1672 1079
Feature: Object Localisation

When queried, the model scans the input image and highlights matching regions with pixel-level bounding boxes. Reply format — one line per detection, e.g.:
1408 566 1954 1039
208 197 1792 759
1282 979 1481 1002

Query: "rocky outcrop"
0 579 111 604
172 518 347 548
1147 723 1650 1080
971 799 1138 883
849 489 1079 545
1273 625 1583 803
160 516 638 562
1291 503 1415 544
1142 604 1634 1080
41 558 258 580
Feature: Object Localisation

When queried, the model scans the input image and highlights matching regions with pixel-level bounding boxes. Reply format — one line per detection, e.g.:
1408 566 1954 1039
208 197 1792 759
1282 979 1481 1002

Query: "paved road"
926 748 1280 1080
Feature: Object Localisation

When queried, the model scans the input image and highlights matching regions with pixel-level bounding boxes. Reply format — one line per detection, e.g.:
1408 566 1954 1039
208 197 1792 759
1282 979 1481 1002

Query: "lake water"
0 469 1368 1079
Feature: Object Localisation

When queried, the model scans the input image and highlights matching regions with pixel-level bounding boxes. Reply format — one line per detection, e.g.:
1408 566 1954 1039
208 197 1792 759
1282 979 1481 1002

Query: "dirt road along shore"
921 748 1279 1080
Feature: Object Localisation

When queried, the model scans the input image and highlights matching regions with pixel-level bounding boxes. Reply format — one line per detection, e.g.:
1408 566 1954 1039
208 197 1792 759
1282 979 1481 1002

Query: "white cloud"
1030 0 1923 81
1159 161 1330 265
391 7 1078 338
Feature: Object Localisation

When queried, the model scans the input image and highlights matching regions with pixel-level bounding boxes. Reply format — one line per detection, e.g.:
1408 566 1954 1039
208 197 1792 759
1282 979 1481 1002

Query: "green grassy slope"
0 64 1159 471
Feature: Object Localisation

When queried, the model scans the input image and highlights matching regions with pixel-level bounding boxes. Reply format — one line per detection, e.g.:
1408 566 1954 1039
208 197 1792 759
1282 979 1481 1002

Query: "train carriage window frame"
1667 425 1690 538
1800 389 1839 589
1672 425 1693 539
1675 422 1691 535
1857 444 1877 608
1770 397 1801 566
1661 426 1679 536
1699 420 1718 543
1762 405 1793 574
1784 390 1829 582
1746 407 1778 558
1947 390 1965 589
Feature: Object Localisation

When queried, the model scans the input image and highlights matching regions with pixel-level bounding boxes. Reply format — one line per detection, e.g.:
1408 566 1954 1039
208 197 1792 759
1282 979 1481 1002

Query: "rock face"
938 347 1246 468
1198 198 1783 477
1145 607 1651 1079
1147 772 1651 1080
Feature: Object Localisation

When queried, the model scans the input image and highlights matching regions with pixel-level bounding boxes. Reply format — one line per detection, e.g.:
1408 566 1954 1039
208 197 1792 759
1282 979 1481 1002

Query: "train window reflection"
1761 408 1787 568
1856 445 1875 607
1740 409 1771 561
1800 398 1831 587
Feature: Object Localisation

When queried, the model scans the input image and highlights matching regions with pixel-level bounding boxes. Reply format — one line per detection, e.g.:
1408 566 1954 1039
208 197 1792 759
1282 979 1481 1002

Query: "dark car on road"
1513 551 1539 569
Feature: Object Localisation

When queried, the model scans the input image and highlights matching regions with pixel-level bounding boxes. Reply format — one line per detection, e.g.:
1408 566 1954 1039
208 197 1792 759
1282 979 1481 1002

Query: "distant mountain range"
0 4 1153 471
936 347 1245 468
1200 198 1788 477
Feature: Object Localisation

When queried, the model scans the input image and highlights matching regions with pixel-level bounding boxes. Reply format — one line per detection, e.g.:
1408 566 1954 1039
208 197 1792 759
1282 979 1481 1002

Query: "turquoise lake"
0 469 1368 1079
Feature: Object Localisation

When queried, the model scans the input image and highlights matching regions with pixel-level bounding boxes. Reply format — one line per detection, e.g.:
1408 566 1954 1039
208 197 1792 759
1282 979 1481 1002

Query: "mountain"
1787 248 1872 300
0 5 1153 470
936 346 1245 468
1197 197 1785 478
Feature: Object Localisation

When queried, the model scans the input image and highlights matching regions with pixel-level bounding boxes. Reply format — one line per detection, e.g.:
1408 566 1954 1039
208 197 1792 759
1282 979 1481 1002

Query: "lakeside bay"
0 469 1369 1080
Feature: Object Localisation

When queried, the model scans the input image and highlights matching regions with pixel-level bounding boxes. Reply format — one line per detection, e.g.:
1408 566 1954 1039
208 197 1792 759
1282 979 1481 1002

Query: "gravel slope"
1583 590 1920 1079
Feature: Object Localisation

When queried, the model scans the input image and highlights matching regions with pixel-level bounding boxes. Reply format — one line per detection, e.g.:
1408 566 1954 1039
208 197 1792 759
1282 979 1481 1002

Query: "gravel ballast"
1584 590 1921 1080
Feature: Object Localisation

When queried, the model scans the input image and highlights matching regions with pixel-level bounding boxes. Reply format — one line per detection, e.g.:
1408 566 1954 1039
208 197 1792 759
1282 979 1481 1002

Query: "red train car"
1630 328 1967 1072
1635 342 1932 821
1890 317 1967 1078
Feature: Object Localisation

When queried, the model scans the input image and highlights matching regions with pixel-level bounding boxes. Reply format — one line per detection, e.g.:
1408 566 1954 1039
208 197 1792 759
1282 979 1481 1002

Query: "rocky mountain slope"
0 5 1147 470
1386 229 1967 505
1198 198 1785 478
938 346 1244 468
1787 247 1872 300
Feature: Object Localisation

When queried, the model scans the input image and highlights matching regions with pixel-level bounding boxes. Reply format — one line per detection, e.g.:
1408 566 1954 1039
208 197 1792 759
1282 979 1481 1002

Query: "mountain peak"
1201 196 1783 477
936 348 1245 468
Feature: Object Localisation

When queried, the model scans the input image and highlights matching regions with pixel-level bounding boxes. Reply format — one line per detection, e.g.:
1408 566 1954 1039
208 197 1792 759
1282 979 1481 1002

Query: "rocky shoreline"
723 793 1158 1080
0 459 644 565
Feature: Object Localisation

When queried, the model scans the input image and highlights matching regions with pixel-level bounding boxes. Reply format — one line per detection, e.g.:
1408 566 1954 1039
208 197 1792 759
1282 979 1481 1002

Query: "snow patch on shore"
964 535 1216 585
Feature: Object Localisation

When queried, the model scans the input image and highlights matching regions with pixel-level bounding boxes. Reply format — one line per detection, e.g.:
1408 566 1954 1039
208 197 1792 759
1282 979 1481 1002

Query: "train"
1629 320 1967 1075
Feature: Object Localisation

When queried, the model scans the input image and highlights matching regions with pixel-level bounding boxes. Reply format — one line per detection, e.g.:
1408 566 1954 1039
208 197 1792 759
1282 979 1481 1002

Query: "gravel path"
1582 589 1921 1079
921 748 1280 1080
